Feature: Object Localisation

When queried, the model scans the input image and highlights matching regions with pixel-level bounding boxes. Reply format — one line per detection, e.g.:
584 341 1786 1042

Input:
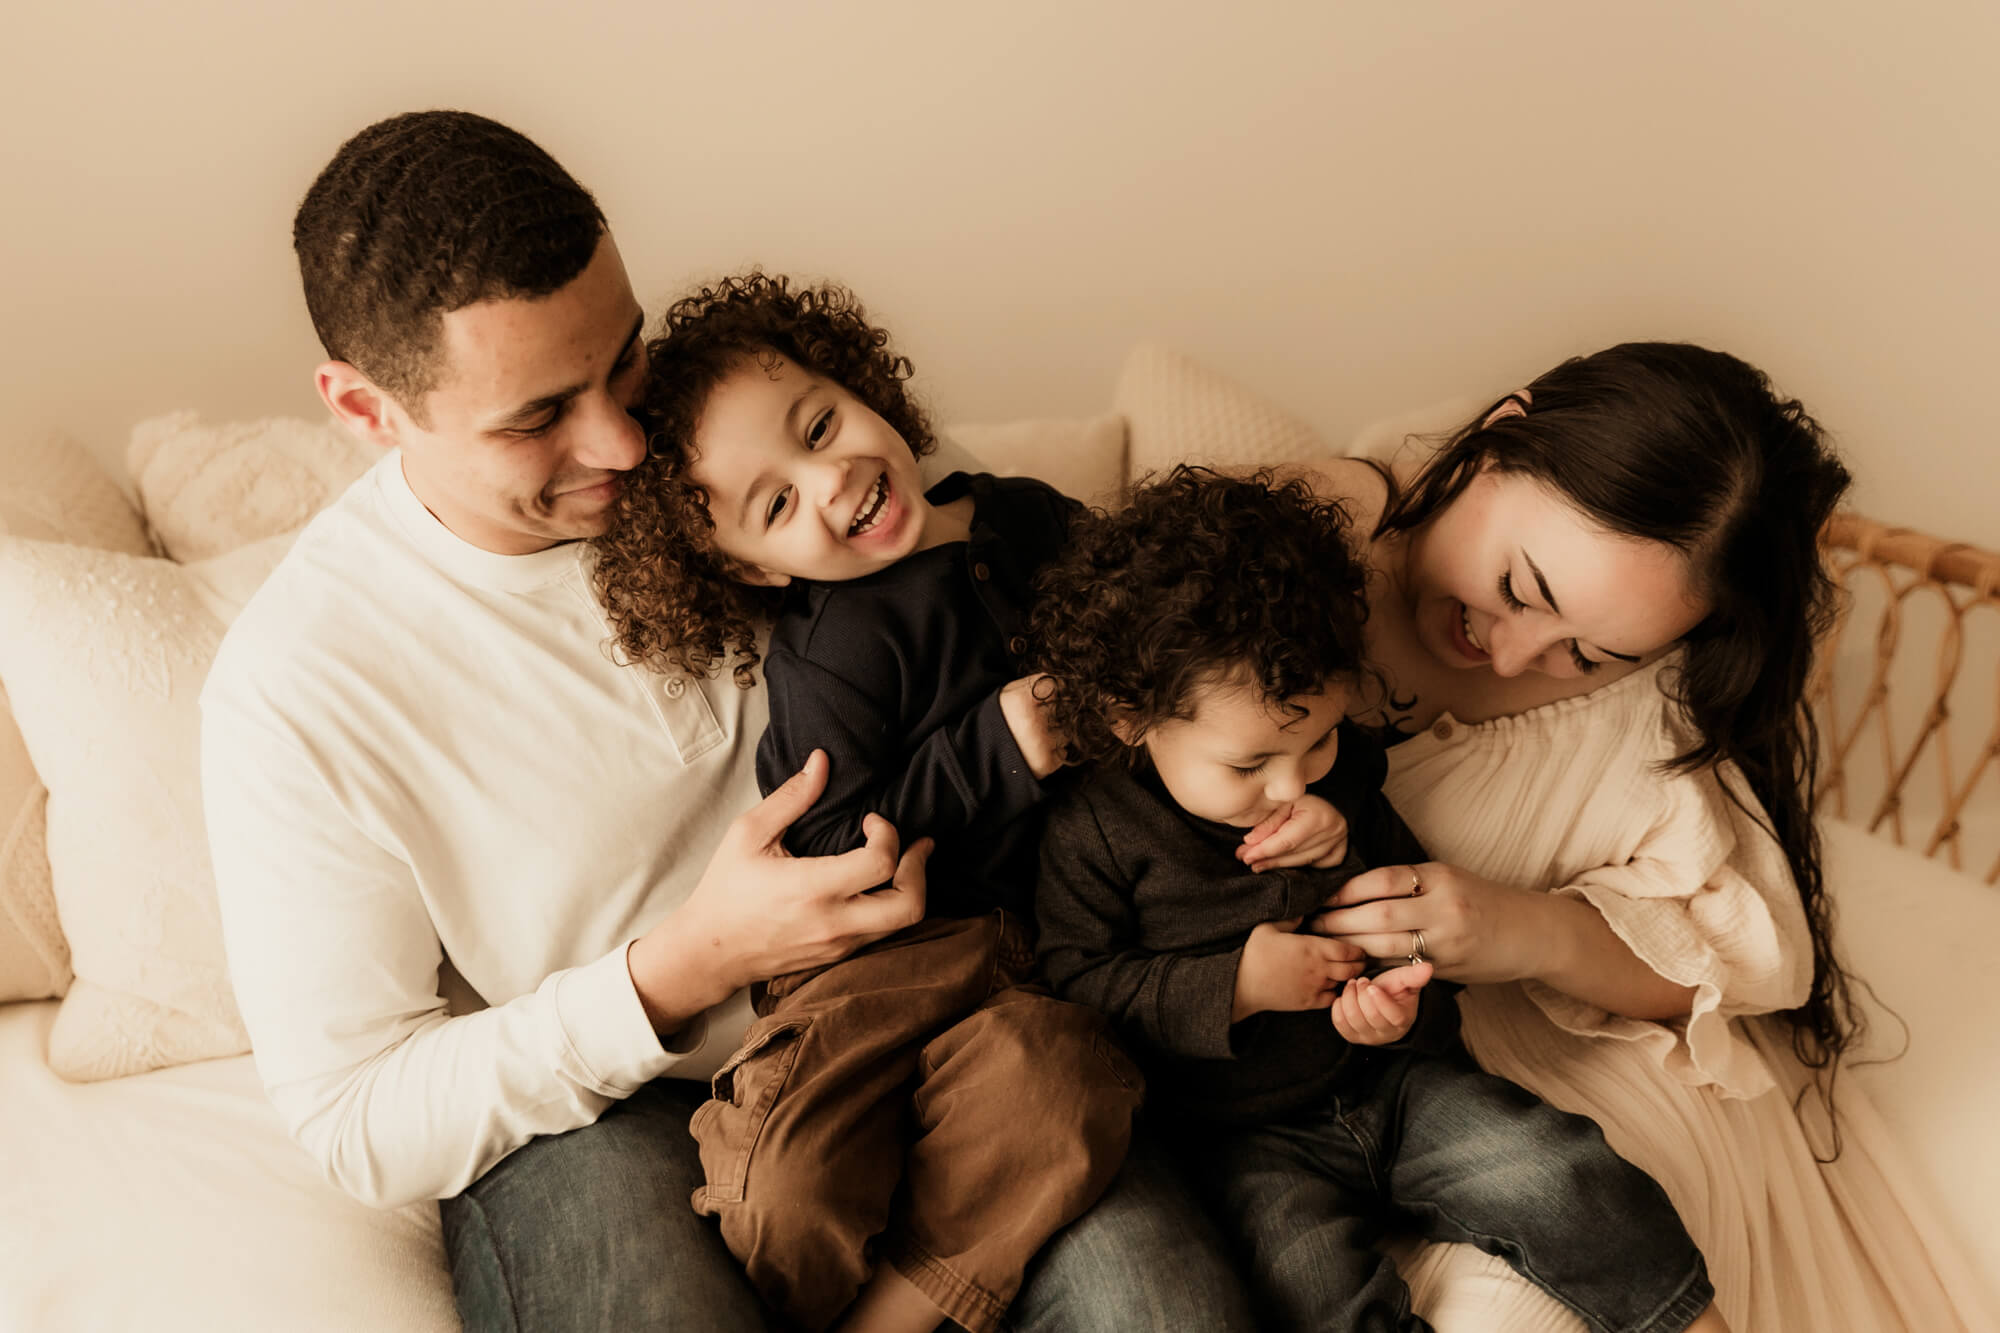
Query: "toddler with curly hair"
591 273 1141 1333
1031 466 1724 1333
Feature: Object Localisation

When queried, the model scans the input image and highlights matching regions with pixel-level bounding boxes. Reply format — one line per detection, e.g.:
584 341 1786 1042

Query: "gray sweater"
1035 724 1460 1125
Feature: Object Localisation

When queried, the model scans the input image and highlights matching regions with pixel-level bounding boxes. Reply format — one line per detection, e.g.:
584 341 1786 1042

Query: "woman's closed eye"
1496 571 1600 674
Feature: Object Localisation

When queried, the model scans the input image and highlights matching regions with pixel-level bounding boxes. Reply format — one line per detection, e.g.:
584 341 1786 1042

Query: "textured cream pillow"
128 411 375 563
0 430 155 1003
0 532 294 1079
943 414 1127 505
1114 343 1330 479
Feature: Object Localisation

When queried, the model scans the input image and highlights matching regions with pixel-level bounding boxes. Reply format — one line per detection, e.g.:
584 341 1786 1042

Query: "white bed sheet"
0 999 454 1333
1822 816 2000 1311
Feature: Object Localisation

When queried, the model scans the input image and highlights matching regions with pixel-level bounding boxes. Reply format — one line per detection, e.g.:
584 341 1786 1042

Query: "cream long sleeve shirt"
201 454 765 1209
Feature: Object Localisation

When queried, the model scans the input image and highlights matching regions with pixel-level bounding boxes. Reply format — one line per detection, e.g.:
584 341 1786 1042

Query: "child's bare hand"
1231 919 1368 1022
1239 795 1348 871
1330 960 1432 1045
999 674 1063 778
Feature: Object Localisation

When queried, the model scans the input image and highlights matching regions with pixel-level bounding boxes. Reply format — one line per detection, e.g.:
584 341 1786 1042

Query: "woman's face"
1400 467 1708 680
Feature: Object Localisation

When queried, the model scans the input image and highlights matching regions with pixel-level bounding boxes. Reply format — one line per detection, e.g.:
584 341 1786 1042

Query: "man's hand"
999 674 1064 778
1238 795 1348 872
626 750 931 1035
1230 919 1367 1023
1329 961 1431 1046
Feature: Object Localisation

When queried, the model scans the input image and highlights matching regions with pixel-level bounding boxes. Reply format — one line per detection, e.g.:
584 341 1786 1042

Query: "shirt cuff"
1155 948 1246 1061
553 946 706 1092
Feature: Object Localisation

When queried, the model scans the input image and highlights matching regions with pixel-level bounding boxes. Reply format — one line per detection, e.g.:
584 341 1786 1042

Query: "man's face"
382 232 649 555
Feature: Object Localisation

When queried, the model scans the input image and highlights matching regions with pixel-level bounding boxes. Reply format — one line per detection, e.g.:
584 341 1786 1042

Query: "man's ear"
316 361 407 451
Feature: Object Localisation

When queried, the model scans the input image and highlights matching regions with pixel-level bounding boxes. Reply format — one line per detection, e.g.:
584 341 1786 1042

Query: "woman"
1258 343 1988 1330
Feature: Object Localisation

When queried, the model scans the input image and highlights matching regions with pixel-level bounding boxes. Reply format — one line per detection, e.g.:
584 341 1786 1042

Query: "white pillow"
1113 343 1329 479
942 414 1127 505
0 430 154 1003
127 411 374 563
0 532 294 1079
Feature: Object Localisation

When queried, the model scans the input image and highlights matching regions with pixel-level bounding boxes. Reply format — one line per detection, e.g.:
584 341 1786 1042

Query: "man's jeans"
441 1080 1255 1332
1185 1048 1714 1333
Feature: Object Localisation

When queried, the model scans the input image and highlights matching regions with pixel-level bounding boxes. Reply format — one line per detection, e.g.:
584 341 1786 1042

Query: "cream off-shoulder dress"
1373 656 1993 1332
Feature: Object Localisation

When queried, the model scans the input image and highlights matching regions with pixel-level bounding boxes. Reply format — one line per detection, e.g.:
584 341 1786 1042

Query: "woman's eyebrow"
1521 548 1563 614
1521 547 1641 662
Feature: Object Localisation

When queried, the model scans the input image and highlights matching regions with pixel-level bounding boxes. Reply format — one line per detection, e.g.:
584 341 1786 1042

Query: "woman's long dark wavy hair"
591 272 934 687
1030 466 1374 764
1375 341 1861 1113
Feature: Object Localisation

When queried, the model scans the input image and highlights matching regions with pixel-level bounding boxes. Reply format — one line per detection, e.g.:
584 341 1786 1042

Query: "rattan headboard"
1811 513 2000 884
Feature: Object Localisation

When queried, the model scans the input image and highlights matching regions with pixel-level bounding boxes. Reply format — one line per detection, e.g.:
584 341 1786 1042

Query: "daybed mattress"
4 817 1994 1331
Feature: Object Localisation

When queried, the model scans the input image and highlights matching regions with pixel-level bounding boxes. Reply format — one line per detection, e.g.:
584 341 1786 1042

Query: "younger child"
1031 466 1727 1333
591 273 1142 1333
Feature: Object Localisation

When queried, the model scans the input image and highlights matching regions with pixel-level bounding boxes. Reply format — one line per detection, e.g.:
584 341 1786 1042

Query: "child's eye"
1496 571 1528 611
766 486 794 526
1230 763 1266 778
806 409 834 449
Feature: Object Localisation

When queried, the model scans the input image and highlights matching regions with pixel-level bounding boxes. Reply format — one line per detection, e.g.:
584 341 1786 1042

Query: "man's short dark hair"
293 110 606 419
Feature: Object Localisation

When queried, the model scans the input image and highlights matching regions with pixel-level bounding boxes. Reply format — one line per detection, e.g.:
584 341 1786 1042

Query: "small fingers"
1308 830 1351 868
1370 960 1433 998
1356 977 1406 1030
1329 987 1364 1042
1239 806 1293 853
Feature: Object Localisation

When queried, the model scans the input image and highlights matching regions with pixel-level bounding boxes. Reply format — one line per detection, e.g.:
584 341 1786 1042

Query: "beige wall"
3 0 1993 544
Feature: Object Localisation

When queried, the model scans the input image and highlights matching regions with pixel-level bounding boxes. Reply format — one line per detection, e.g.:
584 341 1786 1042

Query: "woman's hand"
1306 861 1553 985
1238 795 1349 871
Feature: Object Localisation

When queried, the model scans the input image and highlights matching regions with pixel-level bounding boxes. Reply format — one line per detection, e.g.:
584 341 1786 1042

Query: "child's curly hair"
1029 465 1373 764
592 271 935 686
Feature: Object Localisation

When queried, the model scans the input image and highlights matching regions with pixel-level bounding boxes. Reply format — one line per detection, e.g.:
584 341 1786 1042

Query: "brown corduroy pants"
690 911 1143 1333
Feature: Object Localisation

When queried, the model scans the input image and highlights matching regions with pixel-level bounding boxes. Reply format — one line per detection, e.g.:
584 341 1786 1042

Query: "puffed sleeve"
1527 755 1815 1099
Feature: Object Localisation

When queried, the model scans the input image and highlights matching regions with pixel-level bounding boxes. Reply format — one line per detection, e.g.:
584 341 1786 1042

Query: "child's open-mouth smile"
842 469 908 548
847 474 892 536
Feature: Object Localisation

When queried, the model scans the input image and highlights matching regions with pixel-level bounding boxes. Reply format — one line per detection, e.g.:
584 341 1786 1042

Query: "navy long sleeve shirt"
754 471 1081 920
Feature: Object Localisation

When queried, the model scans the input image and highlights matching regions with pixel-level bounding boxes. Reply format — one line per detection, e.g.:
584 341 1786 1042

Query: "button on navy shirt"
754 471 1081 920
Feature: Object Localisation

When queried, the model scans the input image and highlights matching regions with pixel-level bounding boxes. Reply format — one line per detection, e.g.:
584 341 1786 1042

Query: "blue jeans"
1183 1049 1713 1333
441 1081 1254 1332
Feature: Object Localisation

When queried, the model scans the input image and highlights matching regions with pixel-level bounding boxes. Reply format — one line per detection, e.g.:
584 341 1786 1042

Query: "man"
203 110 1252 1331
